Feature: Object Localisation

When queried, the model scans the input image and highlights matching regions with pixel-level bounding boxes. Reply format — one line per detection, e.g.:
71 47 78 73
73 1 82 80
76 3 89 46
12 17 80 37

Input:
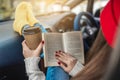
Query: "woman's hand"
55 51 77 73
22 40 44 58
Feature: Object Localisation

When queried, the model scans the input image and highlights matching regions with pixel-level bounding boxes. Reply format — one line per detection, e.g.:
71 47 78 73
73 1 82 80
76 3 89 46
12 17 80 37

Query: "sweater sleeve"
24 57 45 80
69 61 84 77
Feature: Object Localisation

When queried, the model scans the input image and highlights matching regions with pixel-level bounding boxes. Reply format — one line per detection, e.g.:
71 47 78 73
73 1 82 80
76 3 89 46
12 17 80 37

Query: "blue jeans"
46 67 69 80
40 54 69 80
35 23 70 80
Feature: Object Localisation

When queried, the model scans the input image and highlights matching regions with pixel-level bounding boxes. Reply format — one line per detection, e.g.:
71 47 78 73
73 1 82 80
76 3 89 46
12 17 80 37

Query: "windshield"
0 0 108 22
0 0 71 21
0 0 13 21
72 0 108 15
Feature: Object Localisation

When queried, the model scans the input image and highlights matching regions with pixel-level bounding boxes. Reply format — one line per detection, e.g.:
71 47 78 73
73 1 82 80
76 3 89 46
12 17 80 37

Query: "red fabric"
100 0 120 48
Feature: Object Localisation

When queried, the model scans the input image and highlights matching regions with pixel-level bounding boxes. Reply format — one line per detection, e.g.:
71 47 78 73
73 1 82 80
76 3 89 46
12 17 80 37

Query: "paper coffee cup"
23 27 42 50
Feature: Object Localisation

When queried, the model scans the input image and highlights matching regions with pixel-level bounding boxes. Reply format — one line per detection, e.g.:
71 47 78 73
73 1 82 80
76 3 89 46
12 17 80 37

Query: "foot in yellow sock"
13 2 31 35
26 2 47 33
26 2 38 26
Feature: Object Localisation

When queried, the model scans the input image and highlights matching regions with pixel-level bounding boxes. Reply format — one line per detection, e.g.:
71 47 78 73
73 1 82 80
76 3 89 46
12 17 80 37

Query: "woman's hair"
86 29 106 63
102 28 120 80
71 29 112 80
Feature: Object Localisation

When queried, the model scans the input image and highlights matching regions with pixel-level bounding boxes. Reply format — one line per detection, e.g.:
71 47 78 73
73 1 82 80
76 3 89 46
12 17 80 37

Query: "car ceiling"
39 0 84 9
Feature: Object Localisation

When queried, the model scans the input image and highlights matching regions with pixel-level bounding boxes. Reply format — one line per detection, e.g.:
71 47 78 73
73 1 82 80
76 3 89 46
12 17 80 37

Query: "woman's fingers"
56 55 68 63
36 41 44 52
22 40 30 54
22 40 30 50
59 51 67 56
55 51 65 58
55 51 69 58
22 40 45 58
55 51 69 64
58 62 67 72
55 51 78 73
22 40 31 58
33 41 44 57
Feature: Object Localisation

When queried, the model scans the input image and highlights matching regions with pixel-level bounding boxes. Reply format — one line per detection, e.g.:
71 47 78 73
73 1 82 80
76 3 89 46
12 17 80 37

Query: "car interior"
1 0 119 80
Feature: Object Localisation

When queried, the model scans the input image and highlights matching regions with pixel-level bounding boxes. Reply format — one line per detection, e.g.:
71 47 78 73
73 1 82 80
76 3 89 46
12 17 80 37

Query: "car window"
0 0 14 21
93 0 108 15
0 0 109 22
0 0 71 21
71 1 87 15
71 0 109 15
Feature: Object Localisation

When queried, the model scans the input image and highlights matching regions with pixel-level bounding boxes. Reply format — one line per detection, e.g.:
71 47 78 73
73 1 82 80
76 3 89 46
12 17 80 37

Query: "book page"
43 33 64 67
63 31 84 64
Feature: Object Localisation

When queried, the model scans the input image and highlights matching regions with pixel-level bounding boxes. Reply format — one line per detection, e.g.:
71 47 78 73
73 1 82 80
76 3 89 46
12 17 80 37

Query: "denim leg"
46 66 69 80
34 24 69 80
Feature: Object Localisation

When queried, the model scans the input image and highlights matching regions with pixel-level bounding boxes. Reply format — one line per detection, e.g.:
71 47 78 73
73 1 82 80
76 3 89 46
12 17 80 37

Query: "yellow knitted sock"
13 2 30 35
26 3 39 26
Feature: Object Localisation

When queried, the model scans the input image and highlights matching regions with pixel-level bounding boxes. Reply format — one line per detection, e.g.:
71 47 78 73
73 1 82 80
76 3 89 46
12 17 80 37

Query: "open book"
42 31 84 67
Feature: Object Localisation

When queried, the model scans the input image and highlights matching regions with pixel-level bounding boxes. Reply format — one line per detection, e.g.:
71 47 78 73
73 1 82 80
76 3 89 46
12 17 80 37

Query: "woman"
22 28 111 80
71 0 120 80
14 1 76 80
22 0 120 80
